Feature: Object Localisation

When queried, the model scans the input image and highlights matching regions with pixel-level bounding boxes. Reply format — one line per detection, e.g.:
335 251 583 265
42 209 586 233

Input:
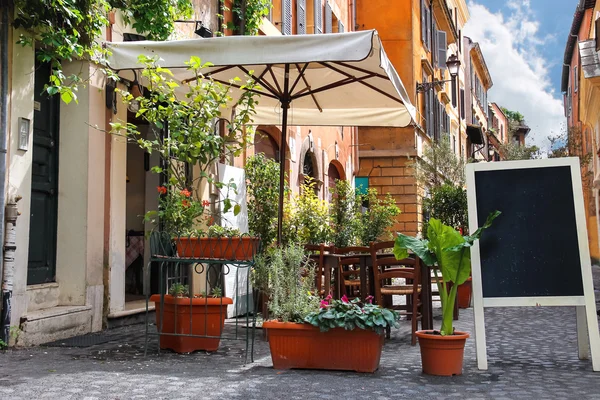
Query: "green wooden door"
27 61 59 285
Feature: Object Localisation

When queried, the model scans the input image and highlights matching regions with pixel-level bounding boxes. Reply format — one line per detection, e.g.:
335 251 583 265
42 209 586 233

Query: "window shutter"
282 0 292 35
460 89 465 119
314 0 323 34
338 21 344 33
325 2 333 33
437 30 447 69
426 6 431 51
421 0 426 46
451 77 457 107
297 0 306 34
432 19 438 66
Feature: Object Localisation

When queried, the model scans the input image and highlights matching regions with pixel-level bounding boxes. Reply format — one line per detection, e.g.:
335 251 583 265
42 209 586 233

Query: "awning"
105 30 416 127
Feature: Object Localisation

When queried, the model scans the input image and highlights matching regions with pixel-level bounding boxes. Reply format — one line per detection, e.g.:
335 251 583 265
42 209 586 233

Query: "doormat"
41 332 127 348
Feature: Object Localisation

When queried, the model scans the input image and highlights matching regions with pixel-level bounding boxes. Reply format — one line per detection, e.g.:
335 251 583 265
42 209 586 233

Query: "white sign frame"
466 157 600 371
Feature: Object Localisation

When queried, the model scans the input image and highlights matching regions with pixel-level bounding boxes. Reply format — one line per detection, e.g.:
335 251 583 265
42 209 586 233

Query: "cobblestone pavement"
1 267 600 400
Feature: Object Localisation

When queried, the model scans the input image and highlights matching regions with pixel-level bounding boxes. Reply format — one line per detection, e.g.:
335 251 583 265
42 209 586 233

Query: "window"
501 125 504 142
437 30 447 69
451 77 457 107
574 66 578 92
297 0 307 34
282 0 292 35
421 0 431 51
459 89 465 119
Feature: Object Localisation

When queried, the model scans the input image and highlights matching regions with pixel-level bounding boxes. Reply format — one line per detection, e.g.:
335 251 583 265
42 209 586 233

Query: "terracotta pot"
457 277 472 309
416 330 469 376
176 237 259 260
263 320 384 373
150 295 233 353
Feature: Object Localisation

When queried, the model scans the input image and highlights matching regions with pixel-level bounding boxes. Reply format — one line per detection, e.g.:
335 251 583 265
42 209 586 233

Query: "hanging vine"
11 0 193 103
220 0 271 36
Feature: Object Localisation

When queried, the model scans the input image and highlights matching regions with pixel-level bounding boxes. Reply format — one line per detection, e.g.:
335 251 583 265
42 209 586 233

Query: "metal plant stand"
144 232 258 363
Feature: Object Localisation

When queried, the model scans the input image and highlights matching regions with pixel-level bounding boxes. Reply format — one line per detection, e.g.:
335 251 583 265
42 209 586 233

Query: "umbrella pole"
277 64 291 245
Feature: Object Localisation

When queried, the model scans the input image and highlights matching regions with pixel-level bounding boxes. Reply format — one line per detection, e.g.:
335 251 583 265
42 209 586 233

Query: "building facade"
354 0 470 237
563 0 599 261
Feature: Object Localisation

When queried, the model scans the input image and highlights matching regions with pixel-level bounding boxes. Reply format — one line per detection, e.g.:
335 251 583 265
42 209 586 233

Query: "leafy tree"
355 190 400 245
245 153 281 250
422 184 468 235
283 179 332 246
330 179 360 248
499 142 540 160
413 134 466 190
220 0 272 35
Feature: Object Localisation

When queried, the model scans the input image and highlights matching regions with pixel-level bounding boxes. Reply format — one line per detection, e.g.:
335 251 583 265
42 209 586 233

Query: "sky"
463 0 579 150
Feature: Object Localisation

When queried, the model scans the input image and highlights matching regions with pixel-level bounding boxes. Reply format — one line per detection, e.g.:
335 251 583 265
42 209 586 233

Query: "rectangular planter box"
263 321 384 373
150 295 232 353
176 237 259 260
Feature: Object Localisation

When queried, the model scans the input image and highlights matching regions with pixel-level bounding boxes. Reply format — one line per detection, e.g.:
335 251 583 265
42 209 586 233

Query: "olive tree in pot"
393 211 500 376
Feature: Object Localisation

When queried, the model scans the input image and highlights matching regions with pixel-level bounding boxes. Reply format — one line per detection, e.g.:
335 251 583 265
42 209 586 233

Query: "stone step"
18 305 93 347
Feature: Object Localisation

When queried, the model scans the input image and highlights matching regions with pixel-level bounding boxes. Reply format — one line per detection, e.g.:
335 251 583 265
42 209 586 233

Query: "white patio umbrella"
105 30 416 243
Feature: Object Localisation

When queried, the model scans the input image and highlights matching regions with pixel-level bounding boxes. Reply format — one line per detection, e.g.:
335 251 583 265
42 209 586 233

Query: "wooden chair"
370 241 422 345
335 246 370 300
304 243 333 296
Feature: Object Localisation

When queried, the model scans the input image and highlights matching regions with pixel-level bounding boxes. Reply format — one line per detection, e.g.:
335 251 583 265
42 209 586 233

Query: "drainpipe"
0 4 11 343
1 199 19 344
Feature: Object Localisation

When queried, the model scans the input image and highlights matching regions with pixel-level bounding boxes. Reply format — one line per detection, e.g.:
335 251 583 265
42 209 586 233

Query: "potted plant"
393 211 500 376
255 244 400 373
176 225 260 261
150 283 233 353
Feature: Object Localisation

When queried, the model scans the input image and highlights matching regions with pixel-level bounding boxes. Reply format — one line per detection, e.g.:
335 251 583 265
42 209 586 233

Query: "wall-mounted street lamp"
416 54 461 92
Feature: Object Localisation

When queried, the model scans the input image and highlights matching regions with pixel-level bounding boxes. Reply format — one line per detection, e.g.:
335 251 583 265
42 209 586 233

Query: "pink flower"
325 294 332 301
341 294 349 303
366 295 374 304
320 300 329 308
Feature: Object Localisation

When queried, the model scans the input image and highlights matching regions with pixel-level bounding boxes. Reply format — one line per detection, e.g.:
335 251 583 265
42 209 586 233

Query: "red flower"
181 200 190 207
157 186 167 195
341 294 349 303
180 189 191 197
365 295 374 304
320 300 329 308
208 216 214 226
202 200 210 207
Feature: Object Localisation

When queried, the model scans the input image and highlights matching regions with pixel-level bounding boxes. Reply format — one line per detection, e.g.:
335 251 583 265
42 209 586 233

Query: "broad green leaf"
233 204 241 216
60 91 74 104
394 234 436 266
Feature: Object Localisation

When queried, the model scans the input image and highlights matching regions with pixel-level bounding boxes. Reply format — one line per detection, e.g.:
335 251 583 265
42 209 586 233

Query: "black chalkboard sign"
474 165 584 298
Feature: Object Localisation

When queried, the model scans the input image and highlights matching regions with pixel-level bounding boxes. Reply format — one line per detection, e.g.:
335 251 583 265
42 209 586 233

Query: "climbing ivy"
11 0 193 104
220 0 271 36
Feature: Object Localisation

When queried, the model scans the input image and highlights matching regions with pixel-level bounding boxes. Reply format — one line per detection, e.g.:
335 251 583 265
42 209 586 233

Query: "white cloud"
464 1 565 150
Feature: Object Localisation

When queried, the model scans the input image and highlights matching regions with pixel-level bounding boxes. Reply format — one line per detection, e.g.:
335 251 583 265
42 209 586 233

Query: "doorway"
27 61 59 285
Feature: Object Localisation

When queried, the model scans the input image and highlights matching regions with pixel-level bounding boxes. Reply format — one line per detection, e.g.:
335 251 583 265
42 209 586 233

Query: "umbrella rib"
237 65 282 99
292 63 322 112
267 67 283 96
291 75 372 101
181 65 236 84
321 61 403 104
210 78 280 100
332 61 389 80
289 63 309 94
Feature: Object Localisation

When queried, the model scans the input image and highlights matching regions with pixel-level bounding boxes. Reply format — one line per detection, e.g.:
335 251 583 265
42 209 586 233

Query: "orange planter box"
176 237 259 260
150 295 233 353
263 321 384 373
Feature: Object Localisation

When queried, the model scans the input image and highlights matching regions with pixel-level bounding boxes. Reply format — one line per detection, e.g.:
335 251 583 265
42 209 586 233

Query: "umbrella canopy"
105 30 416 243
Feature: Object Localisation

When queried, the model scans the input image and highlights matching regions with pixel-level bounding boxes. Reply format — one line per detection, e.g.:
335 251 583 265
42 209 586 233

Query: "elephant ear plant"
393 211 500 336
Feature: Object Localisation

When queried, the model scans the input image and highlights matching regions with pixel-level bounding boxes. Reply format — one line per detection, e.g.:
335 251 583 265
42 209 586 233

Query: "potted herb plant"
393 211 500 376
150 283 233 353
255 244 399 373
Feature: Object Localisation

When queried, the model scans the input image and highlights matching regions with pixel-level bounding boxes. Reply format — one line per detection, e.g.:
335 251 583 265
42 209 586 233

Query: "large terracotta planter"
416 330 469 376
150 295 233 353
457 277 472 309
176 237 259 260
263 321 384 373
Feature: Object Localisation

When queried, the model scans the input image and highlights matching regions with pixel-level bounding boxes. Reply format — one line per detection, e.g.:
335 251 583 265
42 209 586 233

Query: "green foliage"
0 338 6 349
120 0 193 40
168 282 189 297
499 142 540 160
355 190 401 246
153 186 204 234
220 0 271 36
13 0 112 104
253 244 320 322
330 179 360 248
394 212 500 335
500 107 524 124
207 225 241 237
211 286 223 298
111 55 260 233
304 297 400 334
245 153 280 250
283 179 332 246
423 184 467 234
413 134 467 191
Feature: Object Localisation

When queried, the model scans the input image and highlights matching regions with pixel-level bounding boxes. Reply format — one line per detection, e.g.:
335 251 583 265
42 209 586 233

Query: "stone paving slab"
0 267 599 399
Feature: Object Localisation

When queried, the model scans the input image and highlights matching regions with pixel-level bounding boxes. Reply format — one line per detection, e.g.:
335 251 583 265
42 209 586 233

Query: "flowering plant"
304 295 400 334
152 186 207 234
